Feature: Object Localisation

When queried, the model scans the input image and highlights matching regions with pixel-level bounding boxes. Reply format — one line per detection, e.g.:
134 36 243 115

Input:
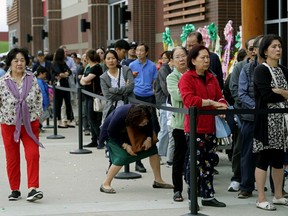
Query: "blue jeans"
156 107 169 156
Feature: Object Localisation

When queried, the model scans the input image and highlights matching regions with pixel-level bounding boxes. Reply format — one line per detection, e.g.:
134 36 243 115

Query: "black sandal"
173 191 184 202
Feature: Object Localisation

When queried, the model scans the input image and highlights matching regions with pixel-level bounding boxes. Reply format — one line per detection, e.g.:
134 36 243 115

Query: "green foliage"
0 41 9 53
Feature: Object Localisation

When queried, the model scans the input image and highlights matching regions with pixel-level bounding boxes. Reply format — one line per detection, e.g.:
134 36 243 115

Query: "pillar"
241 0 264 45
47 0 62 54
31 0 44 55
88 0 108 48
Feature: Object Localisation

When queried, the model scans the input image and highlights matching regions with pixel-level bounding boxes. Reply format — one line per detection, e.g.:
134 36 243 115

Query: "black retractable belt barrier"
47 83 65 139
70 86 92 154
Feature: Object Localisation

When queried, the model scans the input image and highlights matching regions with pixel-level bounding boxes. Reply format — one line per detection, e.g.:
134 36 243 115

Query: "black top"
84 64 103 94
253 63 288 145
51 62 71 87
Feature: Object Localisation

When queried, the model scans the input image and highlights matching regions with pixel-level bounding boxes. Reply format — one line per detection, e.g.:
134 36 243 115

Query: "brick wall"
0 32 9 41
130 0 156 61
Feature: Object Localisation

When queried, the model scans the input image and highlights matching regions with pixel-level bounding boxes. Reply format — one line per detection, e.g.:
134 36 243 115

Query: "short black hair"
104 50 119 62
160 51 172 61
259 34 282 59
34 65 48 76
114 39 130 51
186 32 203 43
5 48 30 67
137 43 149 52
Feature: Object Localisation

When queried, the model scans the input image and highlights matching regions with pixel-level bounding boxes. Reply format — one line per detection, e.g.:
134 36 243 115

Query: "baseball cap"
129 41 138 49
76 54 81 59
37 50 44 56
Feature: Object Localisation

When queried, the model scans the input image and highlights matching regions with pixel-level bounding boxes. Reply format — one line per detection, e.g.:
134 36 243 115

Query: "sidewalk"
0 126 287 216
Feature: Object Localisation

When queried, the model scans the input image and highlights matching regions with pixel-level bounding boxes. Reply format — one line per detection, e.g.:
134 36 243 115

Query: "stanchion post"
70 86 92 154
183 106 206 216
115 163 141 179
47 83 65 139
189 106 198 215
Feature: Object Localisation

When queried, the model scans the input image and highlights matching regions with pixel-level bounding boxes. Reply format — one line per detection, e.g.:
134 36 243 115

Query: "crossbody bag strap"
113 68 122 107
263 62 278 88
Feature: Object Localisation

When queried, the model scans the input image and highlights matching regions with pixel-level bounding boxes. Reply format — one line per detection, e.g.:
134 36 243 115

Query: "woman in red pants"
0 48 44 202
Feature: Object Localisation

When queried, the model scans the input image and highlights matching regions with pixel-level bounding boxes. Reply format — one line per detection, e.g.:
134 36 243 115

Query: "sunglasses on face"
248 47 254 52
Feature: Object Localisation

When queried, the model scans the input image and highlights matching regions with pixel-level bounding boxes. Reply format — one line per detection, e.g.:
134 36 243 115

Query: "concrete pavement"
0 125 287 216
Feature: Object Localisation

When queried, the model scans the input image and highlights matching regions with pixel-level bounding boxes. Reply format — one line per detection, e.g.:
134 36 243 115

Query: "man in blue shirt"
129 43 160 141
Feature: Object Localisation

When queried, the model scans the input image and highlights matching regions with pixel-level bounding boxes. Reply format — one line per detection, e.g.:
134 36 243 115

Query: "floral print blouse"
0 71 42 125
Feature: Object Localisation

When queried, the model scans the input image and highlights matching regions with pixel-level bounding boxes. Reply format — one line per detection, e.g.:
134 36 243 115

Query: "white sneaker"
228 181 240 192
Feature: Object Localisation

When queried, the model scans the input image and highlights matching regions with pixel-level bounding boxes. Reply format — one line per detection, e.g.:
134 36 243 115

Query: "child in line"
35 66 50 132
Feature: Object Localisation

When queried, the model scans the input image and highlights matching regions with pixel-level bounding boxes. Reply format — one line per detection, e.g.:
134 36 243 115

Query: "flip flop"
173 191 184 202
100 184 116 194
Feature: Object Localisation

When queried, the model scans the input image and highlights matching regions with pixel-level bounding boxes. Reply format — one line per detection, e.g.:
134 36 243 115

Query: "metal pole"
47 83 65 139
189 106 198 215
70 86 92 154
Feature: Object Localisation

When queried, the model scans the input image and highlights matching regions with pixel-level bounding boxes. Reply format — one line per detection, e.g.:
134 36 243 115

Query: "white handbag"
93 97 106 112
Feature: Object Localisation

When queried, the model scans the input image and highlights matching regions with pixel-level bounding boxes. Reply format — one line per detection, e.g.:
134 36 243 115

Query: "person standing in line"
154 50 174 165
51 48 74 128
186 31 224 176
78 53 91 136
96 47 106 71
253 34 288 210
237 35 264 199
59 45 77 126
129 43 160 173
166 46 189 202
32 50 52 83
227 38 256 192
122 41 138 67
100 50 134 122
80 49 103 148
185 31 223 89
179 45 227 208
0 48 44 202
35 65 51 132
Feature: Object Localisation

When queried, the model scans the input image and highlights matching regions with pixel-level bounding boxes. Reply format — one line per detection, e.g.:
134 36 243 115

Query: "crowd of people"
0 32 288 212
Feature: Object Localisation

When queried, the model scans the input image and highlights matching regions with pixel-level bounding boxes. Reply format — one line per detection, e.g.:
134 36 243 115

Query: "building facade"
5 0 287 65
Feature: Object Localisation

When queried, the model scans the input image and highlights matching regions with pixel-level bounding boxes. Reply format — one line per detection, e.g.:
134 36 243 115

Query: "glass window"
108 0 128 44
281 0 288 18
281 22 287 66
267 0 279 20
266 23 279 34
